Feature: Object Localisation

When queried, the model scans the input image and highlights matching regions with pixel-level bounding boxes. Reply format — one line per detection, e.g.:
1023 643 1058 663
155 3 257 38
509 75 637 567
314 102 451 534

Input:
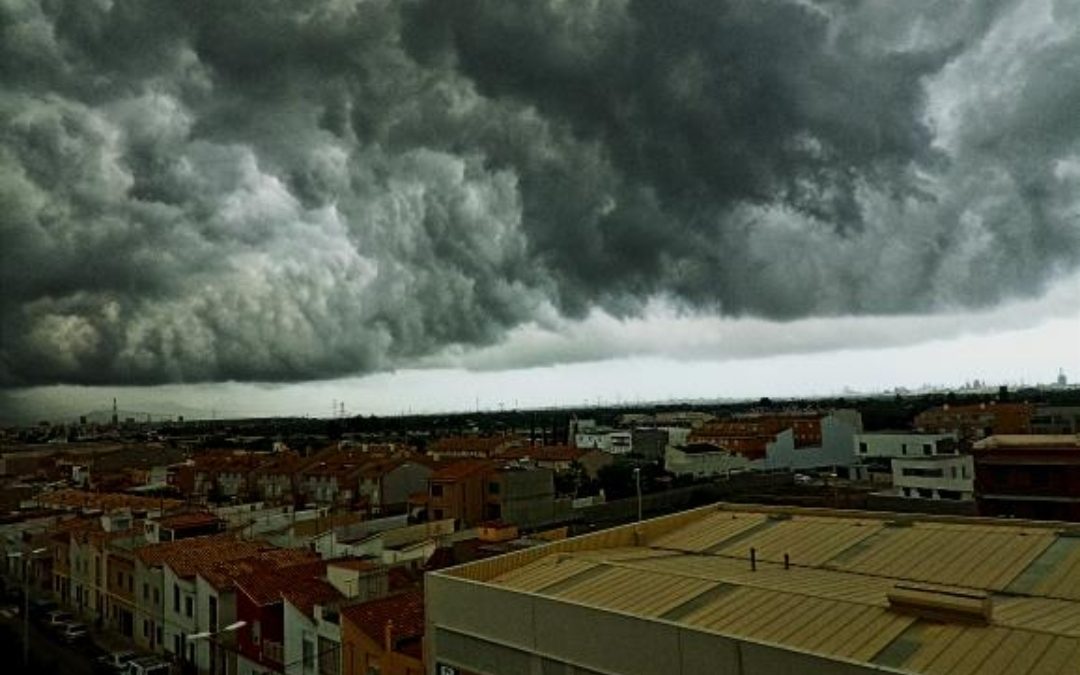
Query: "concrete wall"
761 411 863 471
665 446 752 478
382 462 434 509
426 573 904 675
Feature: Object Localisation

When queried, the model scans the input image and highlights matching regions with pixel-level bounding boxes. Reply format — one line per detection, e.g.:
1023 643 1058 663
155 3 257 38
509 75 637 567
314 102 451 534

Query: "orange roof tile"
341 590 425 649
430 460 495 482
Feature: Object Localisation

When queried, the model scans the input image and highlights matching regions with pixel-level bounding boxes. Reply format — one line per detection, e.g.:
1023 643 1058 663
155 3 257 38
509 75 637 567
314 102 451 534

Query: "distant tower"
1059 369 1068 387
111 398 118 426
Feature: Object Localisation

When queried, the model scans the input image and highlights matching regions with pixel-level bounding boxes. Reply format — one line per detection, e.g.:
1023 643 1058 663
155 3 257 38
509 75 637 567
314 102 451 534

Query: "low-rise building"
973 434 1080 521
341 590 424 675
890 454 975 500
428 503 1080 675
665 443 752 479
426 461 495 527
915 402 1033 439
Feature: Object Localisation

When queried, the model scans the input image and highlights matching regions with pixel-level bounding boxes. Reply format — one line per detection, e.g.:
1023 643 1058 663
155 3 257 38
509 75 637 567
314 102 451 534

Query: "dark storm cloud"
1 0 1078 387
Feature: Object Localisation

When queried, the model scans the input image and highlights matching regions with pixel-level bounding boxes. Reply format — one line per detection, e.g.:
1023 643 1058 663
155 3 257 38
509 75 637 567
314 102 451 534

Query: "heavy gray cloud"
1 0 1078 388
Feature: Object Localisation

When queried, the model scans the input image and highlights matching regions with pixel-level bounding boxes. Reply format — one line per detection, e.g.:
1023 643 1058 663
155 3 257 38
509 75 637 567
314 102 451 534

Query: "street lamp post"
632 467 642 522
187 620 246 675
8 547 47 671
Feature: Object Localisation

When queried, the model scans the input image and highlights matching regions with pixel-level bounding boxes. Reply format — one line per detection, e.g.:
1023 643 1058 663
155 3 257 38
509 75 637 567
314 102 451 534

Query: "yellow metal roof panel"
451 505 1080 674
649 510 767 552
552 565 718 617
490 555 598 593
835 522 1055 591
713 516 883 566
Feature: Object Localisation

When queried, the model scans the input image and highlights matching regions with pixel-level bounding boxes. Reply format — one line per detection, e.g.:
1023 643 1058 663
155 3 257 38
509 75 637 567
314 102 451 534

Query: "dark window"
185 596 193 617
143 583 149 601
901 443 907 455
901 467 945 478
173 584 180 612
208 596 218 631
858 442 868 454
433 509 444 520
430 484 443 497
923 444 933 456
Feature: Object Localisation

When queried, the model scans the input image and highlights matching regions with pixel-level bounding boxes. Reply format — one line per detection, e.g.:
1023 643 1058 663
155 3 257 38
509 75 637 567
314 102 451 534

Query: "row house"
133 535 266 658
358 459 433 516
253 451 310 503
195 548 320 675
341 590 425 675
283 579 346 675
178 452 269 502
915 402 1034 440
426 461 495 527
493 445 585 473
234 560 330 675
426 436 521 461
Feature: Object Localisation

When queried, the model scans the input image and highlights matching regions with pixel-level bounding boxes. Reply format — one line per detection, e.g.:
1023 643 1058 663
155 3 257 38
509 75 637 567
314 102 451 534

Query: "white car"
125 656 172 675
59 621 89 642
793 473 813 485
98 650 138 672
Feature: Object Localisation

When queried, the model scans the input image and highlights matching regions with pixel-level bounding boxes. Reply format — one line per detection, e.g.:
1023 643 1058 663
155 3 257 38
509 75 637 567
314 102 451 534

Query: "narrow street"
0 611 97 675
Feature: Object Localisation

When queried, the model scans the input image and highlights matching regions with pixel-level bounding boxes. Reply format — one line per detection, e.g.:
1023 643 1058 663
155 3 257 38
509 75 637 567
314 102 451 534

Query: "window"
303 638 315 669
252 620 261 645
173 584 180 612
128 576 133 592
153 588 160 604
433 509 444 520
901 443 907 455
923 444 933 456
208 596 218 631
143 583 149 601
488 482 500 494
143 620 149 638
858 442 868 454
430 484 443 497
117 571 124 586
951 467 958 479
901 467 944 478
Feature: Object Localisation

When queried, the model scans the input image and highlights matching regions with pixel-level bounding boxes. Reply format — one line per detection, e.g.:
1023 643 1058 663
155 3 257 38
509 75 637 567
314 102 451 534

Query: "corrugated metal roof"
481 505 1080 674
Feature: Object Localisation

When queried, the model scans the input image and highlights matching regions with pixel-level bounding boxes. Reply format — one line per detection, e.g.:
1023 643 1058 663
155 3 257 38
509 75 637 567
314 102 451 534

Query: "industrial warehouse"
427 504 1080 674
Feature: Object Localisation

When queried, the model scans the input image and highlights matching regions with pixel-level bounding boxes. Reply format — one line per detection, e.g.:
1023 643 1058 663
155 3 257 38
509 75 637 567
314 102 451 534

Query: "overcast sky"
2 0 1079 423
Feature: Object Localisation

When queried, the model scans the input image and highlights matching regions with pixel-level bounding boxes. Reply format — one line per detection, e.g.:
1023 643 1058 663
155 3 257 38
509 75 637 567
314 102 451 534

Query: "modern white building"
665 444 753 478
854 432 958 459
890 455 975 501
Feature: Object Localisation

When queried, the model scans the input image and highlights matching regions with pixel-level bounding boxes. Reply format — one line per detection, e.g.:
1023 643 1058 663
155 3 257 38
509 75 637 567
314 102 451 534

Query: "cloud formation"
2 0 1078 387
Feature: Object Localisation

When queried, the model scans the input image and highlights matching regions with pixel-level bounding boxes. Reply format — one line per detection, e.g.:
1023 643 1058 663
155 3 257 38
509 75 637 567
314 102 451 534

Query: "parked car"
96 649 138 673
44 609 74 628
28 598 58 619
793 473 813 485
125 656 172 675
58 621 89 643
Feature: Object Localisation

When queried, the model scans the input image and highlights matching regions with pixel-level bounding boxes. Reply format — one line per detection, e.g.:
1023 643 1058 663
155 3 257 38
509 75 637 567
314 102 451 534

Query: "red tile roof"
233 559 328 606
283 577 342 618
341 590 425 649
135 535 269 578
156 511 221 531
495 445 583 463
430 460 495 482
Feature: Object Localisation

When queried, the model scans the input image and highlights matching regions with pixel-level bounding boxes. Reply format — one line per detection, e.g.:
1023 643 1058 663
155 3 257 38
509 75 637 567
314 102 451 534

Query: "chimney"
384 619 394 654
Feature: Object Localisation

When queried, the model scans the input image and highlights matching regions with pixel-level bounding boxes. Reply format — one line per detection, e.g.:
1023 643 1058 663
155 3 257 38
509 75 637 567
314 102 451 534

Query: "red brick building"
973 435 1080 521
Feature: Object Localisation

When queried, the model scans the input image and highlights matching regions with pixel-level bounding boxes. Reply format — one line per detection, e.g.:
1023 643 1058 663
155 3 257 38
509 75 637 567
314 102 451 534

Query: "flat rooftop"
436 504 1080 674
